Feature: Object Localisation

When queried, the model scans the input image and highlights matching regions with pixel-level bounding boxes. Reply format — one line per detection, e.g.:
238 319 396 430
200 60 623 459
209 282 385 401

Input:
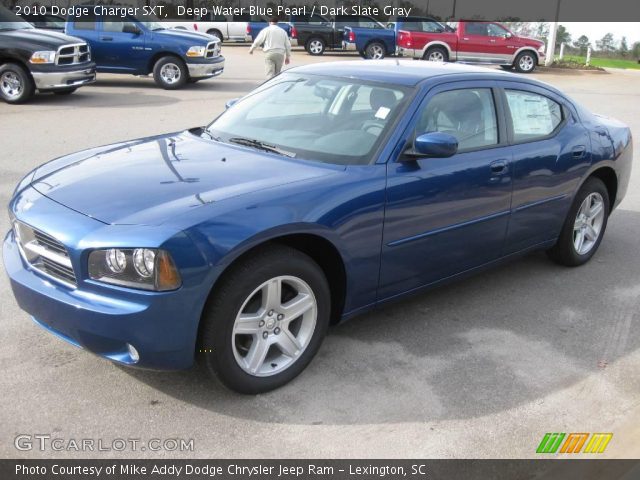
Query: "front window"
205 73 411 165
487 23 510 37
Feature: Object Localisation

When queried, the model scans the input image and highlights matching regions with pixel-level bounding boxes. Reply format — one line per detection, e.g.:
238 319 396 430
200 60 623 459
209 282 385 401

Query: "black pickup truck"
0 6 96 104
290 14 387 56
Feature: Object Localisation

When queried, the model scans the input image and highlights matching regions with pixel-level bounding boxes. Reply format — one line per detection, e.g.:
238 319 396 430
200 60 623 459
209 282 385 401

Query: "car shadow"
121 208 640 425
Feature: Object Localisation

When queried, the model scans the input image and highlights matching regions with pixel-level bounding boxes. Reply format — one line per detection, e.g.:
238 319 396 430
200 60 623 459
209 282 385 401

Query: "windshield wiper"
201 129 220 141
228 137 296 158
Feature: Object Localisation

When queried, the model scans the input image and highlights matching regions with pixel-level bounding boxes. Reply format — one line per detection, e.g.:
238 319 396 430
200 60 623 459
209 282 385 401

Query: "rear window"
505 90 564 142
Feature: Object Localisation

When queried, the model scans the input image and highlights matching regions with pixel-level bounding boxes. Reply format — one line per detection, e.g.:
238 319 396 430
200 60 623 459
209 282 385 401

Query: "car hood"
153 28 217 44
31 131 338 226
1 27 87 48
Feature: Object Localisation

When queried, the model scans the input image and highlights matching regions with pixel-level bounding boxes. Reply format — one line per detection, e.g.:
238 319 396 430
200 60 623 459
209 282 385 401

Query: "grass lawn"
562 55 640 70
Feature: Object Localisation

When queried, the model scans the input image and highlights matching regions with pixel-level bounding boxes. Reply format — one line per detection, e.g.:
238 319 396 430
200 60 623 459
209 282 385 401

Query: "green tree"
632 42 640 60
596 33 616 53
573 35 590 55
555 24 571 48
619 36 629 57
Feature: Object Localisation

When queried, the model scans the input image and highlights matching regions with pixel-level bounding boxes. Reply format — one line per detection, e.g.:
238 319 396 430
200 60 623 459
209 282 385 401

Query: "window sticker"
375 107 390 120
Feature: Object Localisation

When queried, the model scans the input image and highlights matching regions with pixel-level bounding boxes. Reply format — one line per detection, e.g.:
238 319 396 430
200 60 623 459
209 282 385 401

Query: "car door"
498 82 593 254
97 16 147 72
459 22 510 63
379 81 513 299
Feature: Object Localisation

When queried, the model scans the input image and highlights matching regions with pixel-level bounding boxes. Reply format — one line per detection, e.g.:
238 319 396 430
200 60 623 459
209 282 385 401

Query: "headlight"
29 51 56 64
88 248 181 291
186 46 205 57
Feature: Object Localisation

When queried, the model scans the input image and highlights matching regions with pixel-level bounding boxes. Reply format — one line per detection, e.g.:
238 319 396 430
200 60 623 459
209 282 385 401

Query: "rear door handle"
572 145 587 159
100 36 113 41
490 160 508 175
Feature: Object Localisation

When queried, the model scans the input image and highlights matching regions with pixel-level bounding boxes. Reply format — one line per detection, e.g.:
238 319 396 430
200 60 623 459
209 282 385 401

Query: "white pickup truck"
170 13 250 42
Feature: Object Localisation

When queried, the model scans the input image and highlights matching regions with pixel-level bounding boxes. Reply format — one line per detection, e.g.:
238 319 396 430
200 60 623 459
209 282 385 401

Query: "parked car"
18 12 66 31
292 14 387 56
65 12 224 89
0 5 95 104
397 20 546 72
4 61 631 393
168 12 250 43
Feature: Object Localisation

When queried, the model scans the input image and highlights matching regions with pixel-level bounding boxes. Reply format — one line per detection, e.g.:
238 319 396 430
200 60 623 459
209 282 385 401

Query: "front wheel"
152 56 188 90
199 245 331 394
514 51 537 73
0 63 34 104
548 177 610 266
364 42 386 59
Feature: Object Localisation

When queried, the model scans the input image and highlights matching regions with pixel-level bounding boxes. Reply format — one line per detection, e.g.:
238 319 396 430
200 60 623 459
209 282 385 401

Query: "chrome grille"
14 222 77 287
56 43 91 66
205 41 220 58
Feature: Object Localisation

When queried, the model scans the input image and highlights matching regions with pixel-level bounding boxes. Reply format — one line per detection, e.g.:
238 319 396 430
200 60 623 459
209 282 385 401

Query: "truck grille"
56 43 91 66
205 41 220 58
14 221 77 287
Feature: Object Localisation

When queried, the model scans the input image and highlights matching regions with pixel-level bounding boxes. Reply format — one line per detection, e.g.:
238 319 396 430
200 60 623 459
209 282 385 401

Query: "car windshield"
0 5 34 31
206 73 411 165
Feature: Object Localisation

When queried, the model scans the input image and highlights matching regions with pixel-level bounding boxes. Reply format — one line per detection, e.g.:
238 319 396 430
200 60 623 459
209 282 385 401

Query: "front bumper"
187 56 225 79
342 41 357 52
32 65 96 91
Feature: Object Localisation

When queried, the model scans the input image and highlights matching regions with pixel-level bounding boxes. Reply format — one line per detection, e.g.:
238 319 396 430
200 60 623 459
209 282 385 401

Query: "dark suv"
0 6 95 104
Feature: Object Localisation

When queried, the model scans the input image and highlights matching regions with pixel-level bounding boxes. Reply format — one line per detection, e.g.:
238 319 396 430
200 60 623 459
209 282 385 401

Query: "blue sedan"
4 61 633 393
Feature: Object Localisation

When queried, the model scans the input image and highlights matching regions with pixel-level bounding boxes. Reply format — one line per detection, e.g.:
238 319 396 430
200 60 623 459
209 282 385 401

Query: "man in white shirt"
249 17 292 78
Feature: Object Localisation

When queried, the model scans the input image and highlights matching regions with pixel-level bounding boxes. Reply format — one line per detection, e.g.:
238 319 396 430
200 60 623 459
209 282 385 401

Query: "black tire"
305 37 326 56
547 177 610 267
364 42 386 59
152 56 188 90
207 29 223 43
514 51 537 73
199 245 331 394
423 46 449 62
0 62 35 104
53 87 77 95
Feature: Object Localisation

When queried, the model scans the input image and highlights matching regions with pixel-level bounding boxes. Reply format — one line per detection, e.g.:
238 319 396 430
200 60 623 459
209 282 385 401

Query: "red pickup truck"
397 21 546 73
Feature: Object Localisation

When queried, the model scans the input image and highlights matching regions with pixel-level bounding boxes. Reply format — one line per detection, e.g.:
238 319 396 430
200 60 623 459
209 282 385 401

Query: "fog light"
127 343 140 363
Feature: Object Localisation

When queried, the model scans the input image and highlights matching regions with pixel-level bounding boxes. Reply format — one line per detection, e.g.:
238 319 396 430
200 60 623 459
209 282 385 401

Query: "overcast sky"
562 23 640 45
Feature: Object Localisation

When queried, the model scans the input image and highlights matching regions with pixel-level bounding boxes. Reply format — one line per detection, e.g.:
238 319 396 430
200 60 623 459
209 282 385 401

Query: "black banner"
2 0 640 22
2 460 640 480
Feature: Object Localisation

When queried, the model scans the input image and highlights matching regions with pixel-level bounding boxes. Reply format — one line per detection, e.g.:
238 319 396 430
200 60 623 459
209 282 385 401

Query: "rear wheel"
207 29 223 43
548 177 610 266
514 51 537 73
305 37 326 56
152 56 188 90
364 42 386 59
199 245 331 394
0 63 34 104
424 46 449 62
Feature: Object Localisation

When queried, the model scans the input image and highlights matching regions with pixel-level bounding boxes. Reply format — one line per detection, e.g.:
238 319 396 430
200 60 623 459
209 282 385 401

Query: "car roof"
292 60 519 87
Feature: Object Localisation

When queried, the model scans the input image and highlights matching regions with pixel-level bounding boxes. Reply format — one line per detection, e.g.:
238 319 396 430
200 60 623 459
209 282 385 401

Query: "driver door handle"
490 160 508 175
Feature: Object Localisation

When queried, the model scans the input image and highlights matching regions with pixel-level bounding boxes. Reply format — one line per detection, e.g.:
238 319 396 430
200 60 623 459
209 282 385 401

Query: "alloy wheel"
231 275 317 377
367 44 385 59
573 192 605 255
428 51 445 62
519 55 535 72
309 40 323 54
1 71 23 99
160 63 181 84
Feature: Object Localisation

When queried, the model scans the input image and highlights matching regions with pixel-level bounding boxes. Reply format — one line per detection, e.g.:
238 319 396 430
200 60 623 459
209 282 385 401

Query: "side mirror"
503 32 512 39
405 132 458 159
225 98 240 109
123 24 141 35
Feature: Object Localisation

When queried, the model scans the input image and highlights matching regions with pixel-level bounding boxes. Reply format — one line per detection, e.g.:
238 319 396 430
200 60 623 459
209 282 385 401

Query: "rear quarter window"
505 90 564 142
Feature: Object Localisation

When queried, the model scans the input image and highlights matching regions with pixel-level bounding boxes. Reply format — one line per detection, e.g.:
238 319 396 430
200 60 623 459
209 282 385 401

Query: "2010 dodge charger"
4 61 632 393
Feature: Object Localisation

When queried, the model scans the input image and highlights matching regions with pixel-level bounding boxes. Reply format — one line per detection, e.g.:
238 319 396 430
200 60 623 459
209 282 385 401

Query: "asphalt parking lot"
1 45 639 459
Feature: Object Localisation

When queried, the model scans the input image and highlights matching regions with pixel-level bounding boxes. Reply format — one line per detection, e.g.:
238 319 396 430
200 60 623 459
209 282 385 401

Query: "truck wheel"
198 245 331 394
424 46 448 62
153 56 188 90
514 51 537 73
0 63 34 104
207 29 223 42
305 37 326 56
364 42 386 60
53 88 77 95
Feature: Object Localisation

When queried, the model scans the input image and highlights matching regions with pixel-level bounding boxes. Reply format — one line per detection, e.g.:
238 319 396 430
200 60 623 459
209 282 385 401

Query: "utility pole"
545 0 562 66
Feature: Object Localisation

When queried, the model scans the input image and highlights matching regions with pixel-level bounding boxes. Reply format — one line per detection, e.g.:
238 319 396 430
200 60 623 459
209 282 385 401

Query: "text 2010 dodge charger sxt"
4 62 632 393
